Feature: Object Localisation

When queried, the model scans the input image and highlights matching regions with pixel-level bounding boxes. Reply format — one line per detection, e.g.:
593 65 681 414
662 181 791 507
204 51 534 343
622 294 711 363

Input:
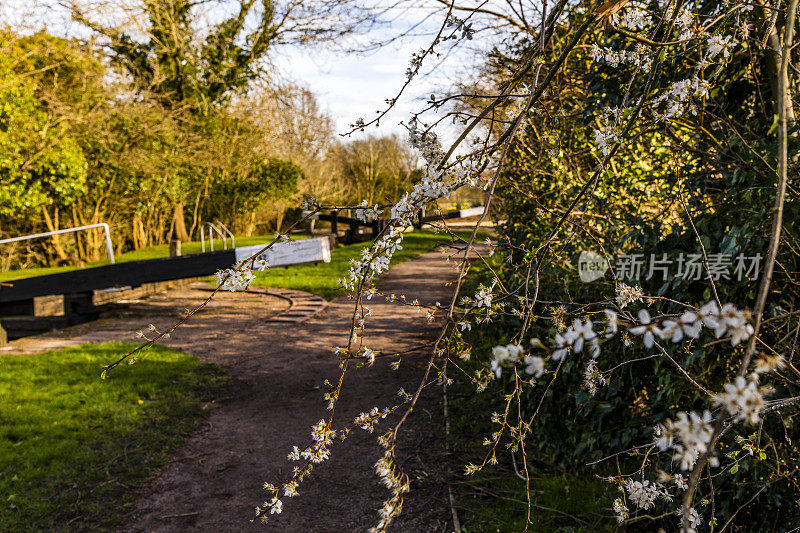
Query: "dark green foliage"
76 0 276 109
206 158 302 222
467 3 800 529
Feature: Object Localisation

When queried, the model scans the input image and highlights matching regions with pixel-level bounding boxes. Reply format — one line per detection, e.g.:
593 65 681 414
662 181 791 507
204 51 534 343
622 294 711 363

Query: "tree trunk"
71 207 89 261
41 207 68 261
275 205 285 234
760 4 797 125
173 202 191 243
133 215 148 249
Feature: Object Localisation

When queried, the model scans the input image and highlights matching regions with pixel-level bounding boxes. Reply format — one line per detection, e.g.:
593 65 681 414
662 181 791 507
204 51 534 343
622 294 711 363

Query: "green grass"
249 230 489 300
449 372 616 533
0 342 225 531
449 252 617 532
0 233 297 282
456 472 615 532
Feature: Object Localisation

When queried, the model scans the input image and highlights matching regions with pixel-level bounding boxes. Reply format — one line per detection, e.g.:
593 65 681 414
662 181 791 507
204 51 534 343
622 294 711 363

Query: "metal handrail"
0 223 115 264
200 222 235 252
200 223 222 252
214 221 235 249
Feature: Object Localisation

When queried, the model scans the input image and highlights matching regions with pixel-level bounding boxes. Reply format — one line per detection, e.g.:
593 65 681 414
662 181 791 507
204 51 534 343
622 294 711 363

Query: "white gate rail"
200 221 235 252
0 223 115 264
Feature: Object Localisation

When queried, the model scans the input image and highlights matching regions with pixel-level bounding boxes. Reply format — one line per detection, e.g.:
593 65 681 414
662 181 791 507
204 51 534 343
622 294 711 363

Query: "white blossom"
215 266 256 291
706 35 735 59
584 359 608 395
616 7 650 30
629 309 660 348
661 311 702 343
624 479 661 509
613 497 629 522
615 283 644 308
524 355 545 378
714 376 765 424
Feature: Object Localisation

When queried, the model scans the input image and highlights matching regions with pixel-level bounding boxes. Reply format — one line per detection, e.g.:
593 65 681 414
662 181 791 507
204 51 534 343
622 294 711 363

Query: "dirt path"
6 249 465 532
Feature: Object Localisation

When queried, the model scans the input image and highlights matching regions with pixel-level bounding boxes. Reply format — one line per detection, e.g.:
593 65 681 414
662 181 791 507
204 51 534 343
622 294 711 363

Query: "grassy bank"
449 253 617 531
449 380 616 532
0 342 225 531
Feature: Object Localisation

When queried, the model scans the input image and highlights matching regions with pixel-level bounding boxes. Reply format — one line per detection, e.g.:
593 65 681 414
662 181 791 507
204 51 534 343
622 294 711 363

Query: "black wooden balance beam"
420 206 486 224
0 237 331 304
312 211 371 227
310 206 486 229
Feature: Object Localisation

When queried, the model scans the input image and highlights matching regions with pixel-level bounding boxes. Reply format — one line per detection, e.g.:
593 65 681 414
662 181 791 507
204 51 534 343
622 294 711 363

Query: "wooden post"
64 292 98 325
415 209 424 230
330 209 338 236
169 239 182 257
0 322 7 347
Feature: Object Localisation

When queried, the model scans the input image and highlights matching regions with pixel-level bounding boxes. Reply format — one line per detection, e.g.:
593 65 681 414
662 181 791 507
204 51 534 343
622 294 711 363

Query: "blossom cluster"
214 266 256 292
607 343 782 526
591 43 653 72
474 283 493 308
583 359 608 395
610 473 696 528
391 120 477 226
615 282 645 308
652 76 712 121
713 376 767 424
656 410 716 471
259 419 336 522
490 342 545 379
354 406 391 433
444 13 474 41
342 120 479 296
554 301 754 365
369 433 410 532
214 257 268 292
355 200 383 222
587 3 739 155
487 297 760 470
340 227 404 291
624 478 669 510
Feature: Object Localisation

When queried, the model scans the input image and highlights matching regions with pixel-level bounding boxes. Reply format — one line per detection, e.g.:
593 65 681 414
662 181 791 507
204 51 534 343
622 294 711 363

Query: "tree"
448 0 800 527
232 84 342 204
66 0 381 241
0 31 89 263
330 134 421 205
68 0 383 110
205 157 302 232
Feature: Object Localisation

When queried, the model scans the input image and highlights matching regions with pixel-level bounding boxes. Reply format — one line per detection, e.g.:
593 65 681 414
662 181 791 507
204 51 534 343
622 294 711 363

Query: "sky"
272 38 465 142
0 0 480 145
259 4 482 146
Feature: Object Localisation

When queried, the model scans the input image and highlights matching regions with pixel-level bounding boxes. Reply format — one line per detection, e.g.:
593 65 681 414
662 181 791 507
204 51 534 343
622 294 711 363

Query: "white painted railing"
0 223 115 264
200 221 235 252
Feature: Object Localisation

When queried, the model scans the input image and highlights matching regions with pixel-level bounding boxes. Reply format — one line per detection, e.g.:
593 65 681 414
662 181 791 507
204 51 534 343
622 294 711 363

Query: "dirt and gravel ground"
5 250 464 532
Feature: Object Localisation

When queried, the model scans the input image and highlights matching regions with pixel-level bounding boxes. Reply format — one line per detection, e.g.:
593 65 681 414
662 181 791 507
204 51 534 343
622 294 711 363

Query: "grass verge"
449 382 616 532
449 252 617 532
0 342 225 531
